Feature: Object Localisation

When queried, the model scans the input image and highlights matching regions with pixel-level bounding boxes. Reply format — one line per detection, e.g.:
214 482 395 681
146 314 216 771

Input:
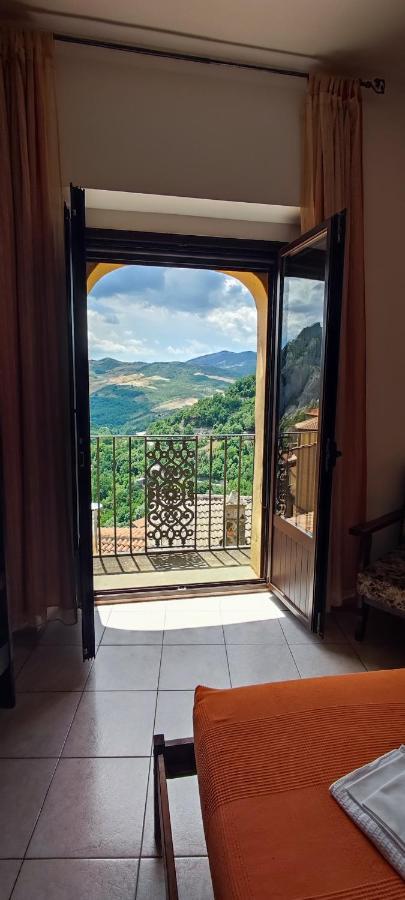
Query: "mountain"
279 322 321 420
89 327 320 434
89 352 257 432
187 350 257 377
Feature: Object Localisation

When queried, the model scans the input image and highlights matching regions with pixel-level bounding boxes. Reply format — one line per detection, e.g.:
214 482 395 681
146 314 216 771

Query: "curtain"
302 74 367 605
0 28 75 629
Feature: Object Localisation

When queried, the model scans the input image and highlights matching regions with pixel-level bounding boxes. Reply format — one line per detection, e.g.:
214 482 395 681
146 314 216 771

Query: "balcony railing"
91 433 255 558
275 428 318 535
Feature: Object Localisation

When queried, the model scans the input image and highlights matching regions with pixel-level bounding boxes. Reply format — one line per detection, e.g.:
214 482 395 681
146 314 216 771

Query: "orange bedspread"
193 670 405 900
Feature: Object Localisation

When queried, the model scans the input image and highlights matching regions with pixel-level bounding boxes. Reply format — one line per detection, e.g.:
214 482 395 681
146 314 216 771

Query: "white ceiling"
8 0 405 79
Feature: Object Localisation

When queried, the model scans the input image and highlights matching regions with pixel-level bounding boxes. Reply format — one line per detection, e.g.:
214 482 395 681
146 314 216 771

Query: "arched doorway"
85 263 269 594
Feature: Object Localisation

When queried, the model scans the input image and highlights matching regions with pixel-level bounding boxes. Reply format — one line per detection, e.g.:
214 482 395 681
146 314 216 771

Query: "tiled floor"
2 593 405 899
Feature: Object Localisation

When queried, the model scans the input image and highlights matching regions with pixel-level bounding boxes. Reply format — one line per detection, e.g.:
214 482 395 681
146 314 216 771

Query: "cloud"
282 277 324 344
87 267 258 362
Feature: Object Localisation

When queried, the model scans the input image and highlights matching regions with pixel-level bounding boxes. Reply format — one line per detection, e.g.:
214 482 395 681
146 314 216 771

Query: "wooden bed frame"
153 734 197 900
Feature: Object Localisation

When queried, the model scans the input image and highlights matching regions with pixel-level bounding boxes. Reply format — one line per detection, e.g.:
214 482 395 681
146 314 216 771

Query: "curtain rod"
54 33 385 94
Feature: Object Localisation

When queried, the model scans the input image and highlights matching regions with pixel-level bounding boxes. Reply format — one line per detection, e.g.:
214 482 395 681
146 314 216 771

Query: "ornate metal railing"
275 428 318 534
91 433 255 557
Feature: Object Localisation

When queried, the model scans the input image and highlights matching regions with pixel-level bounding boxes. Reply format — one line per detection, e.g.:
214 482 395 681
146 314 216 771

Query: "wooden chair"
350 506 405 641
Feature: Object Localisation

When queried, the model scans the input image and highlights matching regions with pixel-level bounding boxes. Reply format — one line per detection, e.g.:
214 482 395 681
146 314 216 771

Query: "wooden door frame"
266 214 346 632
85 228 284 596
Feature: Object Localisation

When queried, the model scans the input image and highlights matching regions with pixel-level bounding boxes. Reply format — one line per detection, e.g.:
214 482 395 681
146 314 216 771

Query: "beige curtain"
0 28 75 629
302 74 367 605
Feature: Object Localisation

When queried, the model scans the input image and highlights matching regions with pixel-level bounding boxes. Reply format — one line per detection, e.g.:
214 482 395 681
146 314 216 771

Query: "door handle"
79 450 85 469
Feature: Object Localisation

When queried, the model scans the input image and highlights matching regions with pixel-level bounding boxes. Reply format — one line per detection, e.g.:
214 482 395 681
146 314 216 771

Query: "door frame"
267 213 346 632
85 228 284 598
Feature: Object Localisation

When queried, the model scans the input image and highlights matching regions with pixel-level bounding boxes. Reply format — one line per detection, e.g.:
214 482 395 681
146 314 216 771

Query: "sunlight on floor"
96 592 286 632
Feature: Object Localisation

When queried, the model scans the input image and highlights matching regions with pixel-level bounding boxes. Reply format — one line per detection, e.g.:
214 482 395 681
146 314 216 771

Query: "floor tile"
220 593 286 625
63 691 156 757
39 609 104 647
0 860 21 900
137 858 213 900
224 617 286 644
13 859 139 900
136 859 165 900
16 646 92 693
102 603 165 645
290 642 366 677
86 646 161 691
142 770 206 857
0 759 56 858
280 612 348 645
28 757 149 858
355 641 405 672
12 646 34 677
165 597 221 615
164 610 224 644
227 643 299 687
0 692 80 758
159 645 230 690
176 858 214 900
336 606 405 649
155 691 195 741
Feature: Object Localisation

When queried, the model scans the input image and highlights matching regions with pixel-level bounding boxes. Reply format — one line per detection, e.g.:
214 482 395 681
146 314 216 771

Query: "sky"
282 276 324 346
88 266 258 362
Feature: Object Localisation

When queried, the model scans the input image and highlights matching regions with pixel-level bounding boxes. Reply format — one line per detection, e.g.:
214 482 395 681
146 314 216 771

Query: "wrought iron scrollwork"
275 437 289 518
145 438 197 549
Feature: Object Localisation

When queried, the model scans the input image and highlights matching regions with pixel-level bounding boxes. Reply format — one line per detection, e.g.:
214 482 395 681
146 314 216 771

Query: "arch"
87 263 269 576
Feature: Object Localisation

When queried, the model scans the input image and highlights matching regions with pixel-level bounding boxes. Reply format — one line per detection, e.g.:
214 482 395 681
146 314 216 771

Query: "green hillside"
90 329 322 527
148 374 256 435
92 375 256 527
89 352 256 433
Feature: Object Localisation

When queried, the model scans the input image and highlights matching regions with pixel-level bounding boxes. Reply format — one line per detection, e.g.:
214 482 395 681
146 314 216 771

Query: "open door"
269 212 346 634
67 185 95 659
0 434 15 707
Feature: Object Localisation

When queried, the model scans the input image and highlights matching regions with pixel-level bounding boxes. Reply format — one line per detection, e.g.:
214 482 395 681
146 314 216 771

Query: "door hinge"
325 438 342 473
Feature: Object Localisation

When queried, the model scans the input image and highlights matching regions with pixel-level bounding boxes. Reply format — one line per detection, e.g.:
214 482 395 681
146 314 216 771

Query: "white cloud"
88 268 257 362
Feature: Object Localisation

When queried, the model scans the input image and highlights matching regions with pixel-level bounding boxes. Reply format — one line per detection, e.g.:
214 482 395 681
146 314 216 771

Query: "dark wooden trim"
86 228 283 272
350 508 404 536
350 506 404 574
153 735 197 900
311 211 346 634
268 212 346 636
268 581 310 624
94 576 265 601
272 513 312 547
260 272 277 579
70 187 95 660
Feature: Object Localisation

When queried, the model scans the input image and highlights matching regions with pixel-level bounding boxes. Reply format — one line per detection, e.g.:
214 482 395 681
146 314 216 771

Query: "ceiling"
5 0 405 79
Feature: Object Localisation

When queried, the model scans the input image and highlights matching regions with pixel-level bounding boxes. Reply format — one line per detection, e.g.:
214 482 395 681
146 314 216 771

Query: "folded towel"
330 746 405 880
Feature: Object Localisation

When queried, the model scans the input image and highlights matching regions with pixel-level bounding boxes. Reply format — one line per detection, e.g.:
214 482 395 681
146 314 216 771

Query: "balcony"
275 426 318 536
91 433 257 592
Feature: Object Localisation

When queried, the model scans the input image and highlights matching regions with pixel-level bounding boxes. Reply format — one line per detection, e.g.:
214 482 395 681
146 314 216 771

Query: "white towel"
330 746 405 880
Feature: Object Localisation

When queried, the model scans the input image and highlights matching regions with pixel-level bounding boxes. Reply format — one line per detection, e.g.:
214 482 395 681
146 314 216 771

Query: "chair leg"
355 599 369 642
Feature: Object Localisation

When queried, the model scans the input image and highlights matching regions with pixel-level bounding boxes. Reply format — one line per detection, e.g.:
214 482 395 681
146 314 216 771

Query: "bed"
153 668 405 899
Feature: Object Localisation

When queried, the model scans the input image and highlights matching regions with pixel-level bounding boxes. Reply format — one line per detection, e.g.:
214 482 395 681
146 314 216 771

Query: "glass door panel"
270 214 345 633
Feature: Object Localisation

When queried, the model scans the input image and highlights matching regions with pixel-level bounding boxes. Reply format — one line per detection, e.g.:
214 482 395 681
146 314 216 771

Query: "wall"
363 86 405 524
55 43 303 206
55 43 405 525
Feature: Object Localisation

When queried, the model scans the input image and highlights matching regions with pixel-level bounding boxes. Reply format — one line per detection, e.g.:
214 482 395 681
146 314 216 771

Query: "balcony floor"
93 547 256 593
